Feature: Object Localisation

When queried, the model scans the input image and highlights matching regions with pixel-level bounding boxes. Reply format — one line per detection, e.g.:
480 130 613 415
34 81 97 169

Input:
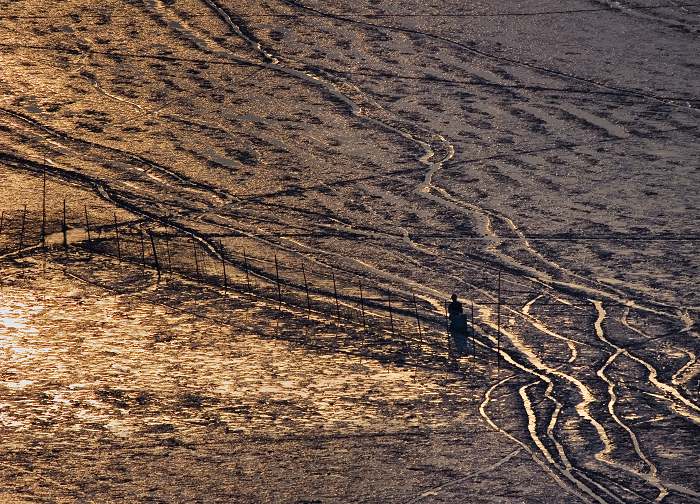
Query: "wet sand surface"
1 257 564 503
0 0 699 502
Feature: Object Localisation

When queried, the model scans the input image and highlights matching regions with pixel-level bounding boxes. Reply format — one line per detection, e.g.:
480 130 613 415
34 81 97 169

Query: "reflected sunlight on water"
0 304 42 334
0 260 480 443
0 299 46 365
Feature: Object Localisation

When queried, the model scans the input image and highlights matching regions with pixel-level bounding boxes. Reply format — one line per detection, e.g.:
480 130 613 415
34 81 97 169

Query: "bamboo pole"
114 213 121 262
497 269 501 374
301 262 311 319
359 281 367 330
149 231 161 281
274 254 282 311
332 271 340 321
243 249 251 293
412 292 423 348
41 167 46 248
84 205 91 244
165 233 173 276
62 200 67 248
192 238 200 279
140 230 146 271
18 205 27 251
220 240 227 290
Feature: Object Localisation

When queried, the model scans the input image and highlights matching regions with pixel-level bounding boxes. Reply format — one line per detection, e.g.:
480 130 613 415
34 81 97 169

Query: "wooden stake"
41 167 46 248
332 271 340 321
137 230 145 270
165 233 173 276
444 299 451 358
220 240 227 290
200 246 208 276
84 205 92 244
19 205 27 251
192 239 200 279
497 269 501 374
471 299 476 358
387 291 395 337
301 262 311 319
359 281 367 330
62 200 67 248
243 249 251 293
113 213 121 262
85 205 92 244
149 231 161 281
412 292 423 348
274 254 282 310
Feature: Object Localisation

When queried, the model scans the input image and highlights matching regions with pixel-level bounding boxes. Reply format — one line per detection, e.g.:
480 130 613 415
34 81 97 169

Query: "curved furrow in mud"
594 338 665 498
157 0 686 329
672 350 697 387
281 0 700 109
523 295 580 359
516 298 614 503
590 0 699 34
592 301 700 501
0 152 226 263
518 381 623 504
71 37 146 115
143 0 235 60
486 325 615 461
480 375 605 504
521 297 650 503
0 107 233 203
46 3 692 500
267 1 697 322
185 7 700 501
619 307 700 421
475 295 697 501
198 0 278 63
479 376 586 501
467 308 630 502
489 299 675 503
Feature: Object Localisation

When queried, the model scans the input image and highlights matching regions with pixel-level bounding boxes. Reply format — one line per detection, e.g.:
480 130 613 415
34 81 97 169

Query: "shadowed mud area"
1 257 561 503
0 0 698 502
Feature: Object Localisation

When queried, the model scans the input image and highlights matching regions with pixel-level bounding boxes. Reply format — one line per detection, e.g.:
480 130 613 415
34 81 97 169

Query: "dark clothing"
453 328 469 355
448 299 468 355
448 300 463 320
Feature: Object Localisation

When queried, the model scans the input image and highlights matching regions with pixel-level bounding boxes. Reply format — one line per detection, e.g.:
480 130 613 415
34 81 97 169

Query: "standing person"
448 294 468 355
448 294 463 321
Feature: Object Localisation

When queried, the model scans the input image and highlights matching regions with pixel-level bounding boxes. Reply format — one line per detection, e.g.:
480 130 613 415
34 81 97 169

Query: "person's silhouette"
448 294 468 355
448 294 463 321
